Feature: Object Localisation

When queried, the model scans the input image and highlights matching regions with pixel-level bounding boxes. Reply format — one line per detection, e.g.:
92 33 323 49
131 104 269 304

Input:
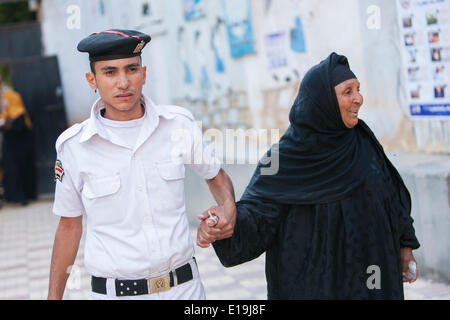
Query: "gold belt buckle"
148 274 170 294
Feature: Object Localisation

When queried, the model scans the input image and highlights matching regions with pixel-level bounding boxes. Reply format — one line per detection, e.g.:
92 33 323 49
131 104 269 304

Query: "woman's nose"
355 93 363 106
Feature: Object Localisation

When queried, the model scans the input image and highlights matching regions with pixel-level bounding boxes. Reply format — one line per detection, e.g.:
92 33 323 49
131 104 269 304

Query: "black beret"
77 29 151 62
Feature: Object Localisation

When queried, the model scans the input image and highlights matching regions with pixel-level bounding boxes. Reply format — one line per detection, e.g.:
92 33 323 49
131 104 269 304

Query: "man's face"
86 56 147 120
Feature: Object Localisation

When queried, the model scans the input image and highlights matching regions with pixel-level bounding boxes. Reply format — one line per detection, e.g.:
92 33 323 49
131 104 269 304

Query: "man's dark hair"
89 56 142 75
90 61 96 75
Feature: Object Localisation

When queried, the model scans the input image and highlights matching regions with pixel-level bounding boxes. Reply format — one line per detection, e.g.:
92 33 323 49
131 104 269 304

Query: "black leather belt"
91 260 195 297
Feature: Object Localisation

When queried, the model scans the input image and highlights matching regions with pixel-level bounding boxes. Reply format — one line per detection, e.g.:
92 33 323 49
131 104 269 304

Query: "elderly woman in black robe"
197 53 420 300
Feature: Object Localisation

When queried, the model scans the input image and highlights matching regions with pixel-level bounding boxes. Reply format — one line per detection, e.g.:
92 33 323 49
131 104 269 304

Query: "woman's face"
334 78 363 129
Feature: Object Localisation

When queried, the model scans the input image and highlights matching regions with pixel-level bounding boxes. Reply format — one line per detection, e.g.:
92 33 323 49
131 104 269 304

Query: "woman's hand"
401 247 418 283
196 203 236 248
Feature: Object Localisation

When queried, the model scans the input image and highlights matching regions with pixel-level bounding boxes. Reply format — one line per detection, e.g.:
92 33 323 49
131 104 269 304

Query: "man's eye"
105 71 114 75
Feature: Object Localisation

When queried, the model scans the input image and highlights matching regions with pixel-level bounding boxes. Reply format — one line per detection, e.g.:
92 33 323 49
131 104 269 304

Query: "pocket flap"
83 174 121 199
156 161 185 181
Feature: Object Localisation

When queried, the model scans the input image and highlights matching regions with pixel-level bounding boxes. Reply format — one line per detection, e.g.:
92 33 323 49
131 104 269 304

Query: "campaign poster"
397 0 450 117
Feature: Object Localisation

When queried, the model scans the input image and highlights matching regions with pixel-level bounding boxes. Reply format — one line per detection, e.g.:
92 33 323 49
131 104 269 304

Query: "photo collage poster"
397 0 450 117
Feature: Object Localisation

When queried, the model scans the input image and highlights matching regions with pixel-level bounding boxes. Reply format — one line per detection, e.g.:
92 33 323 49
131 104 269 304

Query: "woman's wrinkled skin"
334 78 363 129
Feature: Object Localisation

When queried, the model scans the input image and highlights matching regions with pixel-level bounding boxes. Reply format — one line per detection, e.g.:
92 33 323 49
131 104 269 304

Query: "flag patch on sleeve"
55 159 64 182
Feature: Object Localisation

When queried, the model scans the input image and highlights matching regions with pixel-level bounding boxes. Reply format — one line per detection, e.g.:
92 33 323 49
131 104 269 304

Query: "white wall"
39 0 450 152
38 0 450 281
41 0 127 122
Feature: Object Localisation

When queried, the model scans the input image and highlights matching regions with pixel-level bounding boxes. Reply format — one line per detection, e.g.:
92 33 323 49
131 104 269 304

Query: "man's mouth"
115 93 133 100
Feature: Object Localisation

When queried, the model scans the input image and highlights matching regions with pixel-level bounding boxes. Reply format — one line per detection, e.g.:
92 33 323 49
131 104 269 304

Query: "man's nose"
117 73 129 89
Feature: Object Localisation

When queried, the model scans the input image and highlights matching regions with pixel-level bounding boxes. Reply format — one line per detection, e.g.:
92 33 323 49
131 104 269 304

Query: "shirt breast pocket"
82 173 122 224
155 161 186 211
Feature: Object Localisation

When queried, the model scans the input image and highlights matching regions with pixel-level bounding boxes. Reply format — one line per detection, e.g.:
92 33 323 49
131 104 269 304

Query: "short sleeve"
185 120 221 180
52 146 84 218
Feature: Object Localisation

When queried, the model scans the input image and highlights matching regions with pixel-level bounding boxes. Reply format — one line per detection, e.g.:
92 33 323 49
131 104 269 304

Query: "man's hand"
401 247 418 283
196 202 236 248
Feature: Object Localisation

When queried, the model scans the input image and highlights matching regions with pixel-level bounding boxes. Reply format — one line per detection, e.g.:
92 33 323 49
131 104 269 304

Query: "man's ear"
85 72 97 91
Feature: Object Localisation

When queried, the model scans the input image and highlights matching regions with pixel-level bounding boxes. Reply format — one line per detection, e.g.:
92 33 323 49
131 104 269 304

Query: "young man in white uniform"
47 30 236 300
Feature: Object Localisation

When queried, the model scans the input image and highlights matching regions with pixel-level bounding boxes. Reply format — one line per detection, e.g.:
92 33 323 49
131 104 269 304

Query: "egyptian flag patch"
55 159 64 182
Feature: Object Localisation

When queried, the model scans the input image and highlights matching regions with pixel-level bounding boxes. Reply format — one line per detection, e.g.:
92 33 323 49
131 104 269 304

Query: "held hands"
196 201 236 248
401 247 419 283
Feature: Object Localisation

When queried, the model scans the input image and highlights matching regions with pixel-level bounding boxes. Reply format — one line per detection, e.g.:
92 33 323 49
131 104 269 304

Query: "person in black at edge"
0 78 37 206
197 52 420 299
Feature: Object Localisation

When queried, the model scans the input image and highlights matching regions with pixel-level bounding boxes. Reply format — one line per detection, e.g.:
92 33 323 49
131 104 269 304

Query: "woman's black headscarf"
242 52 411 208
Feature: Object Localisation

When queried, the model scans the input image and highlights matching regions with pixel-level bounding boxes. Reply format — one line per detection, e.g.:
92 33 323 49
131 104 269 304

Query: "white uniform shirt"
53 95 221 284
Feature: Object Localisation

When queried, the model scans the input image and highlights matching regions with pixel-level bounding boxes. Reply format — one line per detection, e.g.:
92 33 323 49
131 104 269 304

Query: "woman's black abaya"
212 53 420 299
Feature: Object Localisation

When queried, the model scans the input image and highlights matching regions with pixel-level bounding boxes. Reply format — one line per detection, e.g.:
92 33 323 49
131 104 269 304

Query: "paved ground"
0 200 449 300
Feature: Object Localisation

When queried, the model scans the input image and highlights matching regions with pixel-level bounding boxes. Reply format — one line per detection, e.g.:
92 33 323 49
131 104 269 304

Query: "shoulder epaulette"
163 105 195 121
55 121 87 153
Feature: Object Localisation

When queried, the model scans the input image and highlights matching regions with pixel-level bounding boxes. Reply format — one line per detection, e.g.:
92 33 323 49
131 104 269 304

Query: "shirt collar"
79 94 173 143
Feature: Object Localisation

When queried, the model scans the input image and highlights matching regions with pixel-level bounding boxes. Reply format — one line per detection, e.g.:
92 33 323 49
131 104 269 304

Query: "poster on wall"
184 0 205 21
266 32 288 69
130 0 166 35
223 0 256 58
290 16 306 53
397 0 450 117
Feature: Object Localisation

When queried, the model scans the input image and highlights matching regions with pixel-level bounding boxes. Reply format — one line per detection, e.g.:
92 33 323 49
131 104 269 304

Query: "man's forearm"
48 217 82 300
206 168 235 206
200 168 237 241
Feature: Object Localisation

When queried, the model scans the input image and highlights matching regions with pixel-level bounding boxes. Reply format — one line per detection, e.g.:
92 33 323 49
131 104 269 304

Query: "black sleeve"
398 184 420 250
399 213 420 249
212 199 286 268
6 115 27 133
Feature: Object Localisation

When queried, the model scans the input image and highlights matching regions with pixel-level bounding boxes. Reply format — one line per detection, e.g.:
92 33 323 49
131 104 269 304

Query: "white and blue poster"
266 32 288 69
223 0 256 58
211 18 227 73
184 0 205 21
397 0 450 117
